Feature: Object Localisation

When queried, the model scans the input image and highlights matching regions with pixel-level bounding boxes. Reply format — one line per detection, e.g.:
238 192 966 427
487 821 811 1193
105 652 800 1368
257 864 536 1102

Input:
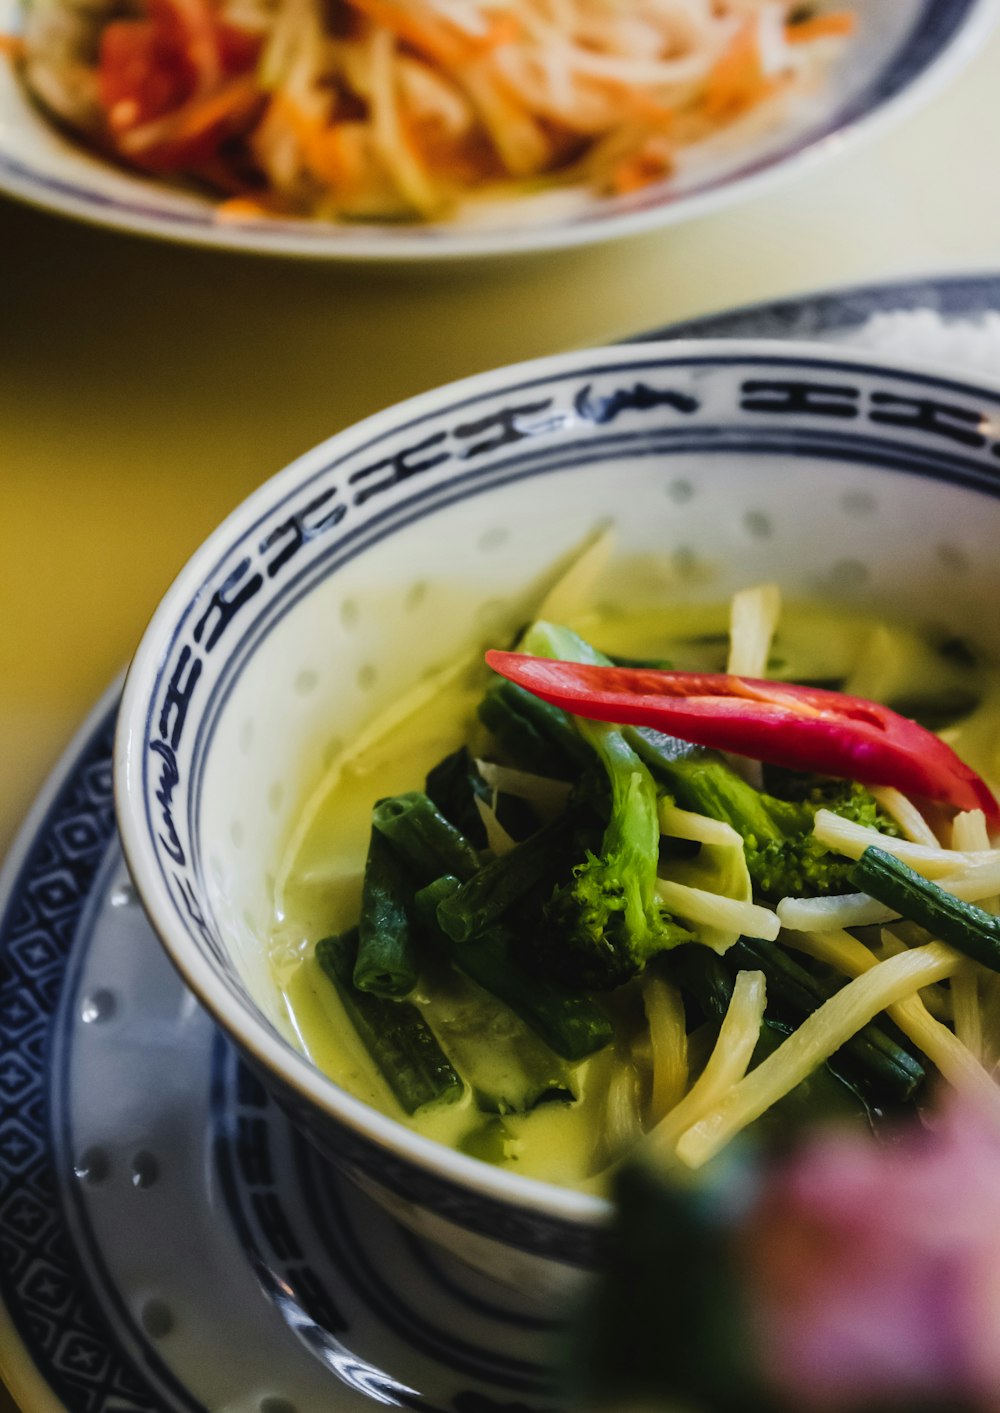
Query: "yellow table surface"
3 19 1000 1411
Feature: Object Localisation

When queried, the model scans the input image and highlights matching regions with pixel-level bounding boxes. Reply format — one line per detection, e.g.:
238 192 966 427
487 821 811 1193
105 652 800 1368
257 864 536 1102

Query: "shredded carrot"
23 0 855 221
786 11 856 44
267 92 360 190
477 10 521 52
610 140 674 195
703 18 779 121
214 195 271 220
119 74 260 156
348 0 469 68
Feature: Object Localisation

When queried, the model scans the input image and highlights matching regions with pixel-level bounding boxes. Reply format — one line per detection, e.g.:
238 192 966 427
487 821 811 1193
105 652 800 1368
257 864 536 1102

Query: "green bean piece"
353 828 420 998
850 845 1000 973
661 949 877 1129
315 932 462 1115
424 746 491 847
415 878 613 1063
372 791 480 883
664 944 734 1024
478 680 592 777
435 814 578 943
730 935 924 1102
750 1018 876 1133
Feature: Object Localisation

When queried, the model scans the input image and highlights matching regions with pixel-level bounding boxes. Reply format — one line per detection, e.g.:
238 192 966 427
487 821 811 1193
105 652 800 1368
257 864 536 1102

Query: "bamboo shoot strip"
646 969 766 1156
729 936 924 1100
315 933 462 1115
783 929 1000 1118
676 943 961 1168
353 828 420 997
850 846 1000 973
416 877 613 1062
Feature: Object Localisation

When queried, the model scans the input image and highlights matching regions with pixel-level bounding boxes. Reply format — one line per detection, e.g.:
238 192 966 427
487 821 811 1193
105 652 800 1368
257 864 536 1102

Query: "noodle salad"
12 0 854 222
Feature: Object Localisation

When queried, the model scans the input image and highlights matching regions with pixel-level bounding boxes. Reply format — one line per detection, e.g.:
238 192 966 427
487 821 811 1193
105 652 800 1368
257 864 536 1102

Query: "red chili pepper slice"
485 651 1000 825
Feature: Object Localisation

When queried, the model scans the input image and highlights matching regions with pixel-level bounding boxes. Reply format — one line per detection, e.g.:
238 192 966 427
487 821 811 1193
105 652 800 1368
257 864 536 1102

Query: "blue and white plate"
643 270 1000 348
5 272 1000 1413
0 685 565 1413
0 0 995 259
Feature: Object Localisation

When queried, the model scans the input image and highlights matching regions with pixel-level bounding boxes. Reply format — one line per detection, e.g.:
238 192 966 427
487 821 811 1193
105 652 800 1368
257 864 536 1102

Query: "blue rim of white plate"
0 0 994 258
0 692 129 1411
0 687 567 1413
637 270 1000 343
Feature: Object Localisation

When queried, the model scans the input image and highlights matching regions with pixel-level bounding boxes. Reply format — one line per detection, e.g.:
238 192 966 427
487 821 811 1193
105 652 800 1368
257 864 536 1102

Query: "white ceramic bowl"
3 0 996 259
115 338 1000 1289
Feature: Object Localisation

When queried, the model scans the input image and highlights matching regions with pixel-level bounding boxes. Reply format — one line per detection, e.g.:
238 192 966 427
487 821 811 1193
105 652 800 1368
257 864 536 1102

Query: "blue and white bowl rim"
115 336 1000 1228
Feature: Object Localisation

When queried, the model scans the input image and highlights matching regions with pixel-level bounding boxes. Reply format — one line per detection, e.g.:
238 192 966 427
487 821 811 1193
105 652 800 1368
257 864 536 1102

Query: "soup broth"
269 595 1000 1192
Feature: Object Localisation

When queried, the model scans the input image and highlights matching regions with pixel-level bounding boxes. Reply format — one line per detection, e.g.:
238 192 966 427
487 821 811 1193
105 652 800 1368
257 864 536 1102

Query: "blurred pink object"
746 1097 1000 1411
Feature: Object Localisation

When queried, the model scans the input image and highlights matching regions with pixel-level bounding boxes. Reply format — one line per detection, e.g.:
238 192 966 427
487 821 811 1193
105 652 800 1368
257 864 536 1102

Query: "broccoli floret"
748 777 899 897
633 736 899 900
541 727 695 989
500 622 694 991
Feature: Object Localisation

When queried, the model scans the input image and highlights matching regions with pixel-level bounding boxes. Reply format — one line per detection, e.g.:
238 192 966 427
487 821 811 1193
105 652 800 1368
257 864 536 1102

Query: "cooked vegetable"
315 931 462 1114
274 582 1000 1190
662 947 880 1130
676 943 962 1168
417 876 614 1062
15 0 856 222
371 790 480 883
514 622 696 990
850 845 1000 973
484 654 1000 823
727 936 925 1101
434 813 581 944
353 827 419 997
477 679 592 779
634 737 899 898
782 927 1000 1120
425 744 539 847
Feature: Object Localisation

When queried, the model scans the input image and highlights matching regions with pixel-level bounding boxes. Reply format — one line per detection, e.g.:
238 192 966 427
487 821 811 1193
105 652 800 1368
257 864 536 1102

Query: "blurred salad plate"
0 0 995 259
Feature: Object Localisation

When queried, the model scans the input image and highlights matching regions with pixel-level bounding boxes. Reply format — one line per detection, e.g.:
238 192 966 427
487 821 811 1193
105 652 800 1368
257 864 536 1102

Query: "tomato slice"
99 14 197 132
97 0 261 169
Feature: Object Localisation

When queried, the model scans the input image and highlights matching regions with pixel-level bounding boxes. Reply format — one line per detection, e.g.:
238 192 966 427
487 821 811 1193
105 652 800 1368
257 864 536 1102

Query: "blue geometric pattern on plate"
0 692 566 1413
0 701 163 1413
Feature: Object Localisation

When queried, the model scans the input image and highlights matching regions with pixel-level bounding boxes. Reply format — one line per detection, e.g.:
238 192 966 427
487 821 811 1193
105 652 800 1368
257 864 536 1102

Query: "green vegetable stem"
315 932 462 1115
416 877 613 1062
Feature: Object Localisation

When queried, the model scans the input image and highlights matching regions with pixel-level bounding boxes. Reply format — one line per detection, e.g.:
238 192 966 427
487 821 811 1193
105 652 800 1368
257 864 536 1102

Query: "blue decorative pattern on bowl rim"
115 339 1000 1272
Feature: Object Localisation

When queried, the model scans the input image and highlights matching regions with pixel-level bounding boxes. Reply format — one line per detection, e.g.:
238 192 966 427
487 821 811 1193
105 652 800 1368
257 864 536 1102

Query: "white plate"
643 269 1000 347
0 0 995 259
0 685 564 1413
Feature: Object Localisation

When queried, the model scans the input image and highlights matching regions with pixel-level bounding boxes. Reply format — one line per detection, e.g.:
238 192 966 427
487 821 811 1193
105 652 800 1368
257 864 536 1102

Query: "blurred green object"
564 1153 772 1413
